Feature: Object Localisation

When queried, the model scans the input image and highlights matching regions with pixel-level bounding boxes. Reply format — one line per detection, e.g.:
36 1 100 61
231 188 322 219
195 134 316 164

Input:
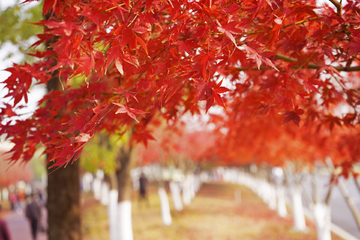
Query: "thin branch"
355 177 360 194
324 185 333 205
246 16 323 35
324 158 334 205
282 16 323 29
234 52 360 72
274 53 360 71
328 0 342 15
302 181 314 206
311 173 319 203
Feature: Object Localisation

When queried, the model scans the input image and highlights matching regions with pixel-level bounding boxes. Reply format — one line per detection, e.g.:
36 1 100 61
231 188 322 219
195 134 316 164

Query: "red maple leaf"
282 108 305 127
113 103 147 123
346 37 360 56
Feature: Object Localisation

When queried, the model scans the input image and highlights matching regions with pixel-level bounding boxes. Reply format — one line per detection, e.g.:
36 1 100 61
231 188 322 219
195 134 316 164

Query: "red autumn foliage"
0 0 359 174
135 122 216 166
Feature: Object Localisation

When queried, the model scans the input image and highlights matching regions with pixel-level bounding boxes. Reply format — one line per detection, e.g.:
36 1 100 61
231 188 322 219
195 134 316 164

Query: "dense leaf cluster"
0 0 359 172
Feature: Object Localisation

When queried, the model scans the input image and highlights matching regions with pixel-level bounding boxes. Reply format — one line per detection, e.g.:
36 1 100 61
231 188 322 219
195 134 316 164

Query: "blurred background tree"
0 0 43 63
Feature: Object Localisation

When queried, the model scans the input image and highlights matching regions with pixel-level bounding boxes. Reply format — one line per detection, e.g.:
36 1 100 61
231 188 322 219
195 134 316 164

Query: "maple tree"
1 0 360 239
1 0 359 168
0 0 43 62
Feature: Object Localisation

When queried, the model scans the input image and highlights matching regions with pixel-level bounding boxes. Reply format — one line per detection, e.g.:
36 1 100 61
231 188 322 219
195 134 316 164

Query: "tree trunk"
47 160 81 240
292 186 306 231
182 175 191 205
105 173 119 240
116 146 133 240
158 187 172 225
100 182 109 205
276 185 287 217
46 54 81 239
81 172 93 192
169 181 183 211
93 176 102 200
314 203 332 240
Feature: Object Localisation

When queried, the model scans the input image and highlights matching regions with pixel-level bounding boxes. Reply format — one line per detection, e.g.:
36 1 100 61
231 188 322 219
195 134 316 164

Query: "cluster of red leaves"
0 0 359 171
135 122 216 167
209 96 360 178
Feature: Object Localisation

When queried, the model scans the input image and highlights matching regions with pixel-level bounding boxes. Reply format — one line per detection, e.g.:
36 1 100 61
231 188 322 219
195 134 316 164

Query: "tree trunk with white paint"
189 174 195 199
276 186 287 217
169 181 183 211
93 177 102 200
285 167 306 231
101 182 110 206
108 189 119 240
106 172 119 240
268 184 277 210
194 174 201 193
182 176 191 205
117 201 133 240
314 203 331 240
158 187 172 225
292 186 306 231
116 146 134 240
82 172 93 192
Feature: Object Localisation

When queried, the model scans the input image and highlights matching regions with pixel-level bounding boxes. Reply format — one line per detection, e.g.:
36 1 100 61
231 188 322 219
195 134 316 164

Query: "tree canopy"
1 0 359 174
0 0 43 61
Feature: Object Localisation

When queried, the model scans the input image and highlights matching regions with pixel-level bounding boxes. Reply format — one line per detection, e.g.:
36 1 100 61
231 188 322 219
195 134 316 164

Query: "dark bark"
47 161 81 240
116 146 133 202
104 172 118 191
100 133 118 192
45 35 81 240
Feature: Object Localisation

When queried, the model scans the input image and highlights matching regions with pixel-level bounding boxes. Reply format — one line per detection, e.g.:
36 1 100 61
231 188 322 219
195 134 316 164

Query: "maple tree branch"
301 175 314 205
128 48 168 92
282 16 323 29
274 53 360 72
324 184 333 205
246 16 323 35
235 60 360 72
328 0 342 15
355 177 360 195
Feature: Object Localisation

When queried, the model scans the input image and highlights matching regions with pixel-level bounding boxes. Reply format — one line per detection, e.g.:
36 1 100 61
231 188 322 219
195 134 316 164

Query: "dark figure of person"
139 173 147 199
25 194 41 240
138 173 150 207
0 204 11 240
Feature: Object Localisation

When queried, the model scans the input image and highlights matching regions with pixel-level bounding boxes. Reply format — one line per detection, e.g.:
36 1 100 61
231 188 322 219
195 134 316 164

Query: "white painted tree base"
108 190 119 240
314 203 331 240
117 201 134 240
268 186 277 210
277 186 287 217
158 187 172 225
182 177 191 205
189 174 195 199
292 187 306 231
101 182 110 205
82 172 93 192
169 181 183 211
93 178 102 200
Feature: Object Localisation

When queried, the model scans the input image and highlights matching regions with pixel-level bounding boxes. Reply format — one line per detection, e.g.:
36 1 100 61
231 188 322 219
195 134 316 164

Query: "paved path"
4 208 47 240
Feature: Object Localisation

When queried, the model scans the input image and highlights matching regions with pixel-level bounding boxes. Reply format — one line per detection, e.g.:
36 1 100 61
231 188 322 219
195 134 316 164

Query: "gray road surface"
4 207 47 240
